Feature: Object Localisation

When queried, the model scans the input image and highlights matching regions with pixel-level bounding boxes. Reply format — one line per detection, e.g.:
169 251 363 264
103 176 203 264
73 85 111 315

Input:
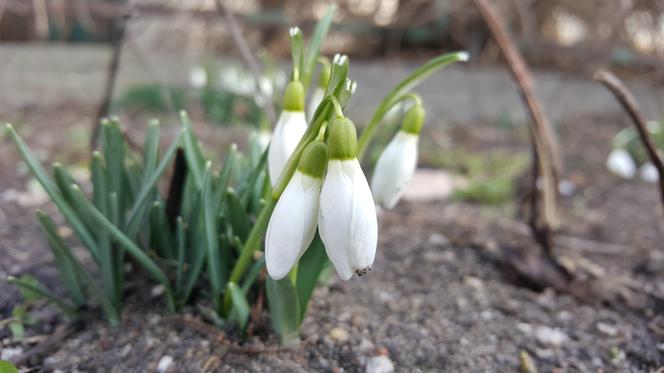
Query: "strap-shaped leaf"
303 5 337 89
202 162 225 311
125 129 183 238
227 282 250 330
7 275 78 319
295 232 328 321
179 111 206 189
266 276 300 345
36 211 120 323
68 184 175 311
5 124 100 262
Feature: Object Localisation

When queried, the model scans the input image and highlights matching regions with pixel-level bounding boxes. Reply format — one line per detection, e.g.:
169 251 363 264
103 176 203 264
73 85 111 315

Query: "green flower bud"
327 117 358 160
401 104 425 135
283 80 305 112
317 64 331 89
297 141 329 178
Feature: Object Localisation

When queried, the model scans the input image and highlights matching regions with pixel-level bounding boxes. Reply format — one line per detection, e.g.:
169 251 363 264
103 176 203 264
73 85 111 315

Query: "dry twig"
215 0 276 124
594 69 664 209
472 0 562 253
90 11 129 149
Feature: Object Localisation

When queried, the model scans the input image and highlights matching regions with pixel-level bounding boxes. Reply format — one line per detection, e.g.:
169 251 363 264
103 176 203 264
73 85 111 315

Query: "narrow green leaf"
303 5 337 89
143 119 160 179
266 276 301 345
68 185 175 311
241 256 265 294
101 118 126 206
9 321 24 341
149 201 176 259
215 144 237 210
7 276 78 318
202 162 225 311
174 217 186 298
0 359 19 373
36 211 119 323
239 147 268 209
295 233 328 321
125 129 183 238
36 218 86 306
227 282 250 330
4 124 100 262
15 275 42 301
179 111 205 189
225 189 250 242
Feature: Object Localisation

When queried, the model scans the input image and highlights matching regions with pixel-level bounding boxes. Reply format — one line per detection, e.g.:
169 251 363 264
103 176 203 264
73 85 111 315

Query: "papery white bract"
265 171 322 279
268 111 307 187
606 148 636 179
371 131 418 209
318 159 378 280
307 87 325 122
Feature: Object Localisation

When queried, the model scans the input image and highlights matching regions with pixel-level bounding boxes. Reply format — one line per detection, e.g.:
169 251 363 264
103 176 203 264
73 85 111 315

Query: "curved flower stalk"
606 148 636 179
266 141 328 279
371 103 425 209
318 117 378 280
268 80 307 187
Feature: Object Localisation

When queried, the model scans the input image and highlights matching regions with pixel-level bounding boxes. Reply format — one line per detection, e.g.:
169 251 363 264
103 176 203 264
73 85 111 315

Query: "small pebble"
366 355 394 373
534 326 568 347
328 327 349 343
0 346 23 360
157 355 174 373
596 322 618 337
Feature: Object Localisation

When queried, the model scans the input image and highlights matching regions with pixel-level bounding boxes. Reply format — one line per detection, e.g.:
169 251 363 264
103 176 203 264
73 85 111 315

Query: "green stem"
356 51 468 160
223 98 335 314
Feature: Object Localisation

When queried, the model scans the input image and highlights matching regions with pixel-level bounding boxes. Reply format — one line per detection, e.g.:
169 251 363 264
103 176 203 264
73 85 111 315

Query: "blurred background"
2 2 664 370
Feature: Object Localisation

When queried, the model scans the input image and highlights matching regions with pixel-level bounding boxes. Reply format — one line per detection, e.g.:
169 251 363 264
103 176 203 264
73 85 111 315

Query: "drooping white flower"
189 66 207 88
371 104 424 209
266 141 328 279
606 148 636 179
640 161 659 182
318 117 378 280
268 81 306 187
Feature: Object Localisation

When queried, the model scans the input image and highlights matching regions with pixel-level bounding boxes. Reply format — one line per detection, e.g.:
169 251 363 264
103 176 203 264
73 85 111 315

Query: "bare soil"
1 106 663 371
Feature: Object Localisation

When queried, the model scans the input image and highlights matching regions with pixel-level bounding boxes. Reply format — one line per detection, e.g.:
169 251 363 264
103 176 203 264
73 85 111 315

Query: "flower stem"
356 51 468 160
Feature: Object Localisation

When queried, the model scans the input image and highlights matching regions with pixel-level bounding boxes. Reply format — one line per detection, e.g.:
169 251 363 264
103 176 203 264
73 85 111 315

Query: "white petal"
640 162 659 182
268 111 307 187
371 131 418 209
265 171 322 280
606 148 636 179
307 87 325 122
318 160 378 280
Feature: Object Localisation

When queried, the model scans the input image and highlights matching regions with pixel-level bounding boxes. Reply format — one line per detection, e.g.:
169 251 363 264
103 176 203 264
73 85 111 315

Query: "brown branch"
215 0 276 125
472 0 561 254
90 12 129 149
594 69 664 207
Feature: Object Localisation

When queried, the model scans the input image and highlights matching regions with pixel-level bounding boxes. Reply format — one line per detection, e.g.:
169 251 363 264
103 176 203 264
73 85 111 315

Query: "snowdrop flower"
371 104 424 209
606 148 636 179
189 66 207 89
318 117 378 280
640 161 659 182
268 80 307 187
307 65 330 121
266 141 328 279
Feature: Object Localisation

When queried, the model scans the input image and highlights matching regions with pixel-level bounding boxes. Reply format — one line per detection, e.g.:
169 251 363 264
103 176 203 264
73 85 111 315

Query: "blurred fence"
2 0 664 72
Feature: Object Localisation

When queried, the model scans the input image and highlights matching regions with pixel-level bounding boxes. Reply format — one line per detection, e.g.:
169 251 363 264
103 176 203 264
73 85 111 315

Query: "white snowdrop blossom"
268 81 306 187
640 162 659 182
266 141 328 279
371 104 424 209
318 117 378 280
189 66 207 88
606 148 636 179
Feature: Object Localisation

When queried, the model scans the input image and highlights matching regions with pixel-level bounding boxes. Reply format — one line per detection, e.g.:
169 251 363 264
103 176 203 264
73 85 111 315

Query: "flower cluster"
264 64 427 281
607 121 662 182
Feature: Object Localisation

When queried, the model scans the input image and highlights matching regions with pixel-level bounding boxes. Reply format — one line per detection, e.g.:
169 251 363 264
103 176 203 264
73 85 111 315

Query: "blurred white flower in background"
606 148 637 179
639 162 659 182
189 66 207 89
